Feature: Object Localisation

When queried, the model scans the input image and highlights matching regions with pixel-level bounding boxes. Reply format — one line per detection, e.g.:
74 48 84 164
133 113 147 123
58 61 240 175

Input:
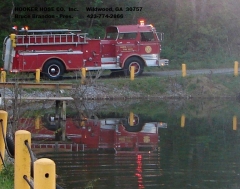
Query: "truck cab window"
105 32 118 40
141 32 154 41
118 33 137 40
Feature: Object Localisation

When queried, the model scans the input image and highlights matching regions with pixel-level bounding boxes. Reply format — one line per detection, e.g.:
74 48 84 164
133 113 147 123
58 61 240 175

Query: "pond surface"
17 99 240 189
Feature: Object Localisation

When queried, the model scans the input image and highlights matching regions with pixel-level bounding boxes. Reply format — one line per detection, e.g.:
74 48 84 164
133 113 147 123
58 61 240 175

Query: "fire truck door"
116 33 138 54
139 32 160 66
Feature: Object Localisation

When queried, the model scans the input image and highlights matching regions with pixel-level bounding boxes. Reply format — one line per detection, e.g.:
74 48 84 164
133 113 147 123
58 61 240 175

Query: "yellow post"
81 68 86 84
15 130 31 189
233 115 237 130
130 66 135 81
129 112 134 126
36 69 40 83
1 71 6 83
181 114 185 128
34 158 56 189
234 61 238 77
182 64 186 77
0 110 8 171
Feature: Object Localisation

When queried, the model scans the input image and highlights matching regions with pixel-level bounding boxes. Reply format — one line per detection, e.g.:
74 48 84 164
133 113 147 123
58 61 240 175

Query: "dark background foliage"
1 0 240 69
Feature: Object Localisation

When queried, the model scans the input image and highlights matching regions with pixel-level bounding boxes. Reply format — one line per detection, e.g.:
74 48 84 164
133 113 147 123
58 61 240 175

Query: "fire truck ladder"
15 29 88 46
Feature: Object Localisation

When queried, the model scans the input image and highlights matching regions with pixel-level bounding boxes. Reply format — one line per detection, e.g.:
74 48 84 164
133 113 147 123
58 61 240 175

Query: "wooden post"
60 101 66 141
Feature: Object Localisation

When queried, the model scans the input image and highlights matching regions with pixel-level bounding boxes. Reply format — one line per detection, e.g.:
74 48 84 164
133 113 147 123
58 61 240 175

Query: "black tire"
122 114 144 132
43 59 64 80
6 134 15 158
123 57 144 76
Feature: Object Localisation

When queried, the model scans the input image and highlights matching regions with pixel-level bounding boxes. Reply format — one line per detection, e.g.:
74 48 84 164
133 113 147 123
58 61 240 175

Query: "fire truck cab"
2 22 168 80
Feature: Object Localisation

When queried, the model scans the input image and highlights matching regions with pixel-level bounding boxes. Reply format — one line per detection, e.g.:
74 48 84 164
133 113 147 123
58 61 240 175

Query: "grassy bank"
96 74 240 99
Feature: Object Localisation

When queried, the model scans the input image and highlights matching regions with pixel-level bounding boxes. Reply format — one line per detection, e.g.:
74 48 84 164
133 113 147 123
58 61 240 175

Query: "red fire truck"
2 21 168 80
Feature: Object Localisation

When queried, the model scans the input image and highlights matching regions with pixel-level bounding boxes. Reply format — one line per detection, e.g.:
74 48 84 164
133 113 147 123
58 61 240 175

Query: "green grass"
0 164 14 189
97 76 168 96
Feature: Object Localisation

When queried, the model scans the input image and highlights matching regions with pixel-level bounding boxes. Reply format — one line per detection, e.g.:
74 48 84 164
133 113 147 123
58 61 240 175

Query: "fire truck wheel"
43 60 65 80
123 114 144 132
124 57 144 76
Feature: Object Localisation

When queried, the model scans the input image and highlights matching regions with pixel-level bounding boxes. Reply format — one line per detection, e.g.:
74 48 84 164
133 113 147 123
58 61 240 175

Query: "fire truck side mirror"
10 34 16 47
159 32 164 41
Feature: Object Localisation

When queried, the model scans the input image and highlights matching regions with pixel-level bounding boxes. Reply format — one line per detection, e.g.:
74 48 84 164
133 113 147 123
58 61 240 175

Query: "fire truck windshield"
140 32 155 41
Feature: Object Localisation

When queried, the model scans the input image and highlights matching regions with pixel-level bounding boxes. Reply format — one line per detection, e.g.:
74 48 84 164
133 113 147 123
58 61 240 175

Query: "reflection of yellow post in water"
130 66 134 81
233 115 237 130
181 114 185 128
35 116 40 130
234 61 239 77
129 112 134 126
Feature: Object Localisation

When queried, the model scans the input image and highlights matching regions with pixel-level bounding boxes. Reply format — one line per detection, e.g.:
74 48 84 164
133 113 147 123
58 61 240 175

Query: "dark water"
19 99 240 189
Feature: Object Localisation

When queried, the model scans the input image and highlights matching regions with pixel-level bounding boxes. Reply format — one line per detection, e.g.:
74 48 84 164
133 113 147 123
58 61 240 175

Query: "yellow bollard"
130 66 135 81
81 68 86 84
34 158 56 189
234 61 238 77
36 69 40 83
181 114 185 128
233 115 237 130
129 112 134 126
0 110 8 171
182 64 186 77
15 130 31 189
1 71 6 83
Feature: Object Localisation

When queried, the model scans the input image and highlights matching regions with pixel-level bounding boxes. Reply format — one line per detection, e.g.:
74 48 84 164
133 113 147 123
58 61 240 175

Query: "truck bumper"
159 59 169 66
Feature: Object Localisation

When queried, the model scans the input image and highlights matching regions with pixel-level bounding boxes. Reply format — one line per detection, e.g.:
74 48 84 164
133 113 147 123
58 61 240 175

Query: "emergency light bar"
12 26 82 33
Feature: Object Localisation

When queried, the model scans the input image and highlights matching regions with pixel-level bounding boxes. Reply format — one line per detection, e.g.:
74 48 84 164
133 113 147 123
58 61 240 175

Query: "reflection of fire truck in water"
18 113 167 153
3 21 168 80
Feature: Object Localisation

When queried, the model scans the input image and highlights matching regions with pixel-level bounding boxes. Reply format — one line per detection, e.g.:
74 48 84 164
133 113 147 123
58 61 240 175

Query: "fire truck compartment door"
19 52 38 71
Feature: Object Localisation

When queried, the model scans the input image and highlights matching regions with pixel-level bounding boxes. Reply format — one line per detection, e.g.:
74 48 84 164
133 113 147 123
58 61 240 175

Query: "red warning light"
139 20 144 26
12 26 18 30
